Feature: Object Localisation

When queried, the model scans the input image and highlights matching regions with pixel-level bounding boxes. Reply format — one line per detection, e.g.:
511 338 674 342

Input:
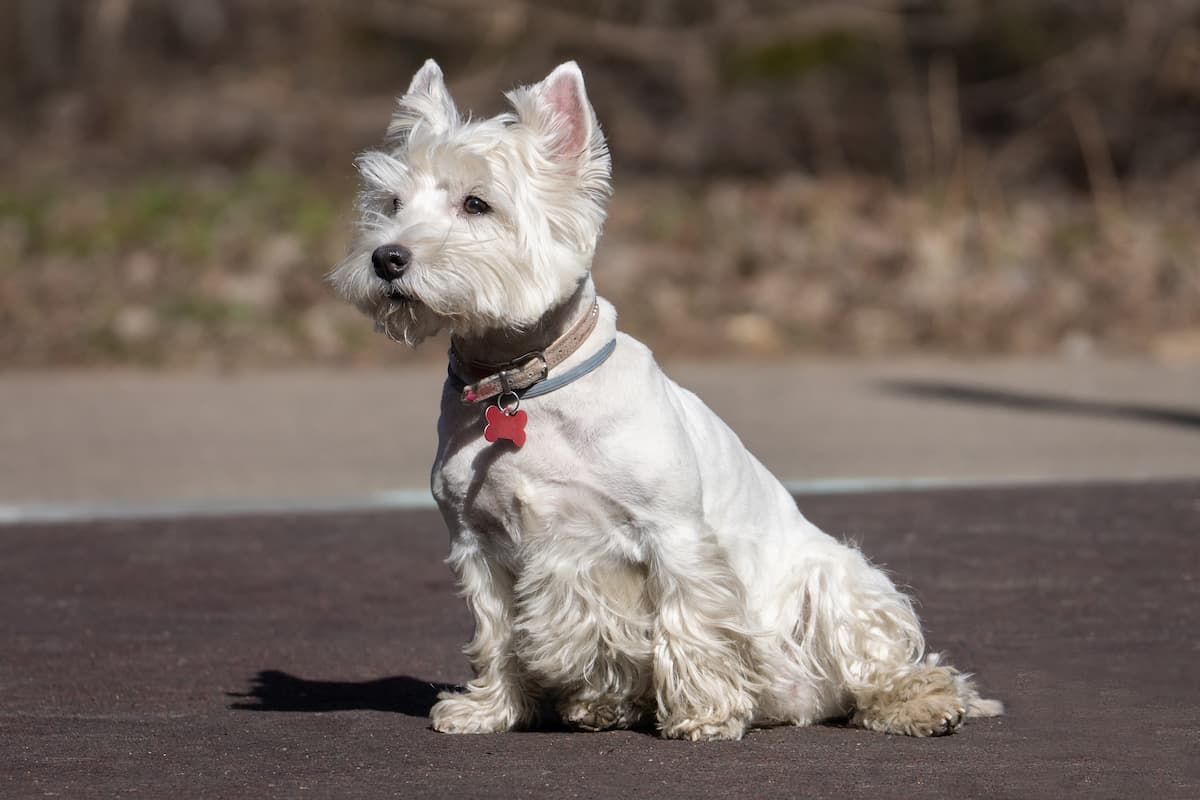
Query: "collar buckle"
501 351 549 386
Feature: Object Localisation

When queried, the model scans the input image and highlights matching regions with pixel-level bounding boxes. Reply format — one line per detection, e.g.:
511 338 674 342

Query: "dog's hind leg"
796 544 1003 736
430 534 539 734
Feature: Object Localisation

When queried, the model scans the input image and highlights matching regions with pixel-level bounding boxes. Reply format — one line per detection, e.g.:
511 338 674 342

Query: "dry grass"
2 169 1198 369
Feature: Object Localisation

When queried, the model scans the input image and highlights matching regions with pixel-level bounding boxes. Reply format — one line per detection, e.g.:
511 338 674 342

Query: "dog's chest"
430 396 646 549
430 404 550 535
431 430 501 507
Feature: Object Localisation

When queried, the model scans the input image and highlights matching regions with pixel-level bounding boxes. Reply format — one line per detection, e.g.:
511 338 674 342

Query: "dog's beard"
374 291 443 346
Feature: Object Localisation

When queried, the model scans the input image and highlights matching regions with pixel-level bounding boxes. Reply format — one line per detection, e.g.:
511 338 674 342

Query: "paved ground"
2 481 1198 798
2 358 1199 513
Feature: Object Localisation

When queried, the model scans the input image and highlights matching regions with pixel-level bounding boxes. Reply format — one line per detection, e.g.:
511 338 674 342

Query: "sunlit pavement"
2 358 1198 516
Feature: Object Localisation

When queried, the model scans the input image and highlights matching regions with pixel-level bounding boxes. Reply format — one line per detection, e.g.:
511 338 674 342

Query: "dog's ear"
511 61 606 168
388 59 460 143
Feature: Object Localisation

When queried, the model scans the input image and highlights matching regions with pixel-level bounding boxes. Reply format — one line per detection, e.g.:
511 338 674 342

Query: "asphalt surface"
3 481 1198 798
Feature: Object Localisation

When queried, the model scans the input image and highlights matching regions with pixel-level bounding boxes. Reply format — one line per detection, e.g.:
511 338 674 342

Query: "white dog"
330 60 1002 740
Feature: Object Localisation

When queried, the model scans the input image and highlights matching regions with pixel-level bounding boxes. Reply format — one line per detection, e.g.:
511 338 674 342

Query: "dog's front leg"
649 527 762 741
430 536 536 734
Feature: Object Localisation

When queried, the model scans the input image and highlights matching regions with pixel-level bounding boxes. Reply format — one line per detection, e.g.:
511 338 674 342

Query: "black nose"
371 244 412 280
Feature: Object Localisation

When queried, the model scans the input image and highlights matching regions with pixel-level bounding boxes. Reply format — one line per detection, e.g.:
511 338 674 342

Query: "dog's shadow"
229 670 458 716
229 670 652 734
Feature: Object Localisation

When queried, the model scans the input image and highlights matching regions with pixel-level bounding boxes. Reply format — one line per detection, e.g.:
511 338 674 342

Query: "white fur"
330 60 1002 740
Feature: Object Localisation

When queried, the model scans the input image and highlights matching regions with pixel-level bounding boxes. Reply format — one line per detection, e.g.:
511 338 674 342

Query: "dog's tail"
960 675 1005 717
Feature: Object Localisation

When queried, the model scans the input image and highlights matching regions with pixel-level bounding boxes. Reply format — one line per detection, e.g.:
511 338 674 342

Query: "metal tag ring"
497 391 521 415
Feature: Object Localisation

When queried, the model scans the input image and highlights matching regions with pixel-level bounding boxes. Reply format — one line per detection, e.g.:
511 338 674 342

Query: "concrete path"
1 358 1197 516
2 482 1197 798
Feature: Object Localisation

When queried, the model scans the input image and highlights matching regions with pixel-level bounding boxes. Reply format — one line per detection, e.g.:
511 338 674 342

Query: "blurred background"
3 0 1200 370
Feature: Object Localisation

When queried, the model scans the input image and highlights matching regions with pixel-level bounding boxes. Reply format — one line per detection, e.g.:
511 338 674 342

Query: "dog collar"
448 300 602 405
446 336 615 448
448 337 616 399
447 301 615 448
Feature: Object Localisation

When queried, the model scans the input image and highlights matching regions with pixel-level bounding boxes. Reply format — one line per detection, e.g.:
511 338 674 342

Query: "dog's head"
329 60 612 346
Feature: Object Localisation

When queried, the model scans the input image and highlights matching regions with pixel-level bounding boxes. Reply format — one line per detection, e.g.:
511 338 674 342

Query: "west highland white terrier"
330 60 1002 740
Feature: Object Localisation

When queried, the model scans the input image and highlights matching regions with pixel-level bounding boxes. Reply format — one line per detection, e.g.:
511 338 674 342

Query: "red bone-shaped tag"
483 404 527 447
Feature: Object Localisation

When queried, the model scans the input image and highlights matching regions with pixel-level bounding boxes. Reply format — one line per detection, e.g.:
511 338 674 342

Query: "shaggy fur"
330 59 1002 741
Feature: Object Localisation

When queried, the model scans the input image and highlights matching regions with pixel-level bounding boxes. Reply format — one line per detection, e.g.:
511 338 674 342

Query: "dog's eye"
390 197 402 215
463 195 491 216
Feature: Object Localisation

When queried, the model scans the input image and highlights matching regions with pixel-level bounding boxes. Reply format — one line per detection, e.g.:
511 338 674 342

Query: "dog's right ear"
387 59 460 144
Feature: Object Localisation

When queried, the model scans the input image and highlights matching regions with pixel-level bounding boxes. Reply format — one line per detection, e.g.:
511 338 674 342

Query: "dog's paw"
891 702 966 737
660 715 749 742
557 696 647 732
852 664 969 737
856 698 965 738
430 691 519 735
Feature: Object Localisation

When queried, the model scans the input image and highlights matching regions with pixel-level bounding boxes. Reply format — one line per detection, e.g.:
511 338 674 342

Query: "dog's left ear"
511 61 606 169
